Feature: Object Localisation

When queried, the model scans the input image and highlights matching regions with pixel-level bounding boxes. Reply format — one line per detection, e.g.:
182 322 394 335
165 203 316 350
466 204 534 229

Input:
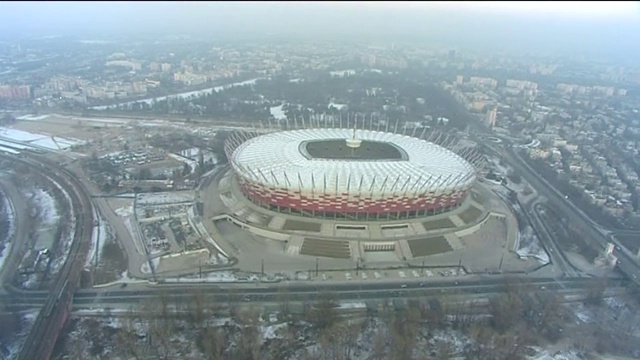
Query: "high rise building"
485 108 497 128
448 49 456 61
0 85 31 100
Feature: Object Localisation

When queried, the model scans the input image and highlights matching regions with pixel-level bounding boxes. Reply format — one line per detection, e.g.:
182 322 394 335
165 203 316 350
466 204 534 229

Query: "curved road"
1 153 95 360
0 174 31 286
485 138 640 284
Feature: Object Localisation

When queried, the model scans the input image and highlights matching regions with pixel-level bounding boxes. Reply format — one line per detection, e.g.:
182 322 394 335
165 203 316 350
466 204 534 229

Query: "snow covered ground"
516 225 550 264
29 188 60 228
28 180 77 279
136 191 194 206
167 153 197 174
270 104 287 120
487 156 512 176
85 210 111 270
0 310 39 359
0 145 20 154
16 114 50 121
90 78 261 110
140 257 160 274
0 139 30 150
0 127 47 142
0 189 15 272
0 126 85 150
163 271 259 283
114 205 133 217
328 102 347 110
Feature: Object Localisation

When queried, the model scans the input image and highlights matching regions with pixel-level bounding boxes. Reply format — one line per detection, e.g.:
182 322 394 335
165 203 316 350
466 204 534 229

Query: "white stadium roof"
231 129 476 195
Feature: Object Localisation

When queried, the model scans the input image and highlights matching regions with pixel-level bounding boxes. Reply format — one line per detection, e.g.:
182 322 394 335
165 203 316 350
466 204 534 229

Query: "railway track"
1 153 95 360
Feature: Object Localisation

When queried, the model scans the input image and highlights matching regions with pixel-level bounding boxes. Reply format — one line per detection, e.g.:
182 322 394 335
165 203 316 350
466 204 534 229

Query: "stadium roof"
231 128 476 195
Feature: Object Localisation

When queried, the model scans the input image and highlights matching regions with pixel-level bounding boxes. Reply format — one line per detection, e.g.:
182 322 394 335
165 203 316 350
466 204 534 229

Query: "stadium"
224 122 484 221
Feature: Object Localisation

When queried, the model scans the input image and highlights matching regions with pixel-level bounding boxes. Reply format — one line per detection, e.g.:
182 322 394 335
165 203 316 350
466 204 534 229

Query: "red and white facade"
226 127 480 219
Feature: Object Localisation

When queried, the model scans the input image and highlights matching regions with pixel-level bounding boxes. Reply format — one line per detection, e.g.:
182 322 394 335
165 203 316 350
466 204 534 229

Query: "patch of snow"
329 69 355 77
570 302 596 324
337 302 367 309
328 102 347 110
114 205 133 217
516 225 550 264
0 190 15 271
2 310 40 359
0 241 11 272
605 296 625 310
0 145 20 154
85 211 110 269
261 323 288 341
28 188 60 227
166 271 238 283
16 114 50 121
0 127 48 142
91 78 262 110
29 136 85 150
140 257 159 274
270 104 287 120
167 153 197 174
207 253 229 266
0 139 30 150
136 191 194 205
487 156 512 176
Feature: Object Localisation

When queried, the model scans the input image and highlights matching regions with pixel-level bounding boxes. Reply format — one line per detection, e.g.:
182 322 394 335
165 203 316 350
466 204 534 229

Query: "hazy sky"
1 1 638 60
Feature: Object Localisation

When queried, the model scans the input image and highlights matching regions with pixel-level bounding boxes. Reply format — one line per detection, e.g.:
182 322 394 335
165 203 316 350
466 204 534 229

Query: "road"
481 142 577 277
0 174 31 285
484 137 640 284
526 199 578 277
64 160 150 279
1 276 629 311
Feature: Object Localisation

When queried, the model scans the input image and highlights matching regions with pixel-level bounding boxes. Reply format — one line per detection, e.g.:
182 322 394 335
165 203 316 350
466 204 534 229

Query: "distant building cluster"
0 84 31 100
105 60 143 72
556 83 626 97
468 76 498 89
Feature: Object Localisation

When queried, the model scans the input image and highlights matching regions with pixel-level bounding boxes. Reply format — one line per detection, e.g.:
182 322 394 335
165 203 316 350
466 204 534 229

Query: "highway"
1 153 95 360
530 201 581 277
1 276 629 311
481 143 577 277
486 137 640 285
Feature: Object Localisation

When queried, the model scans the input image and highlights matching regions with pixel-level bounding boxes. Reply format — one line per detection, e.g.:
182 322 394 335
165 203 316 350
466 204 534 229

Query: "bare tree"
309 291 339 330
115 309 144 360
186 288 208 328
585 277 608 306
235 306 264 360
372 326 387 360
199 327 228 360
277 286 291 320
432 338 454 360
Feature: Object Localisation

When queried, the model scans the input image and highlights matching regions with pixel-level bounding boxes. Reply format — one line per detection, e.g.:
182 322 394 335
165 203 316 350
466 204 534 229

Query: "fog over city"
0 1 639 60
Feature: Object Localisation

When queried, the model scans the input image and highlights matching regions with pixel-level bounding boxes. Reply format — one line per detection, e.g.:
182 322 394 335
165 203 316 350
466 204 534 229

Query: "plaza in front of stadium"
192 121 546 278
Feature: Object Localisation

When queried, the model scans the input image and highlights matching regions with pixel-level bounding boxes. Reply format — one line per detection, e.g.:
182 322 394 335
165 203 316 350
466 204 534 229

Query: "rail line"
3 153 95 360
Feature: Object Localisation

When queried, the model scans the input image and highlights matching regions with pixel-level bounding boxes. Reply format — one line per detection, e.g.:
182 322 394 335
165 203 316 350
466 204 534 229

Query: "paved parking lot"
297 267 466 282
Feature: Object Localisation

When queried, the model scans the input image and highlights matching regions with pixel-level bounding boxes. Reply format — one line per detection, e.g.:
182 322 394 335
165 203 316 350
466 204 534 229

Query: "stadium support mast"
346 113 362 150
